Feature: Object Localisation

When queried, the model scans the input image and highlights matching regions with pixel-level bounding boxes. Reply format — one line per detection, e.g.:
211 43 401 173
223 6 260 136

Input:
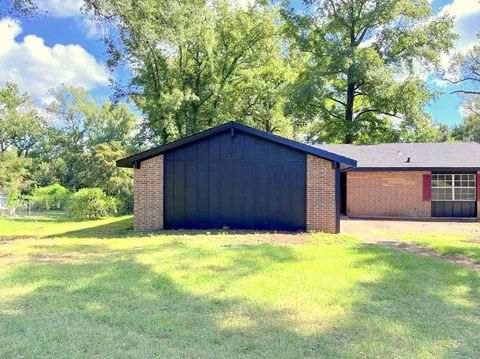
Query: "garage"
164 130 306 230
117 122 356 233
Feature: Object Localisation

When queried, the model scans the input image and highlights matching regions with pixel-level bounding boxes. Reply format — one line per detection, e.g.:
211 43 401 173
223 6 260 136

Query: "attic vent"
405 157 411 163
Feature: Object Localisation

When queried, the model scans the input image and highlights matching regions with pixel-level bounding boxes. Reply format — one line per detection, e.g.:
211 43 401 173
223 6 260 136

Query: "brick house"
317 143 480 219
117 121 356 233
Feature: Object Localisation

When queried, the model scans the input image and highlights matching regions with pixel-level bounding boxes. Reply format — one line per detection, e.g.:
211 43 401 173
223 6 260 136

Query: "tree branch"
354 108 401 121
450 90 480 95
322 106 343 120
326 96 347 106
444 77 480 85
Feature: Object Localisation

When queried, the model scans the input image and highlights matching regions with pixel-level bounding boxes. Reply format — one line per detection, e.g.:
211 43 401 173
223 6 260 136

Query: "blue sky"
0 0 479 127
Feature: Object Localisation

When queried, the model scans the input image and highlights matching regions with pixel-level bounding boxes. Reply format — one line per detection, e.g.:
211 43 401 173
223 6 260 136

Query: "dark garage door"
164 129 306 230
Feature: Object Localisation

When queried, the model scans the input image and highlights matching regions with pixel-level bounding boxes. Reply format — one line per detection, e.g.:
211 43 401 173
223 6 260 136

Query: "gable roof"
117 121 357 168
316 142 480 171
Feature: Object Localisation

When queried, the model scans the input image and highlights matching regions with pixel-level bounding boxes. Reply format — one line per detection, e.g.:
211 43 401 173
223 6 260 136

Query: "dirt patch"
165 229 311 245
342 219 480 271
464 237 480 244
0 238 21 243
365 239 480 271
0 253 15 260
253 233 308 244
30 253 75 263
221 231 309 244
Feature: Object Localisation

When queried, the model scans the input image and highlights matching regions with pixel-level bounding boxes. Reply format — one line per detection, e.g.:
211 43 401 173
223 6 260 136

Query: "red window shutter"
477 173 480 200
423 174 432 201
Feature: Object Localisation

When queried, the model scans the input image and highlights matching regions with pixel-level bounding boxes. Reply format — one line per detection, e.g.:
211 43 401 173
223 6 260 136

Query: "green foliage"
448 33 480 142
30 184 71 211
30 157 68 188
38 86 136 191
27 85 136 213
76 142 133 214
69 188 117 219
0 82 46 156
83 0 296 142
6 188 22 209
445 32 480 97
283 0 457 143
452 98 480 142
0 150 31 193
91 102 137 147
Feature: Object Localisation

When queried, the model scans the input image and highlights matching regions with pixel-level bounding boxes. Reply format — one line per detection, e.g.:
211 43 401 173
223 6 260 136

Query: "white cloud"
77 17 104 38
35 0 83 17
0 18 108 102
432 77 449 87
34 0 104 38
440 0 480 20
439 0 480 67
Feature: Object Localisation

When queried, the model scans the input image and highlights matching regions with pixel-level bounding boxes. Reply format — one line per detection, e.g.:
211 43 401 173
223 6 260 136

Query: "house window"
432 174 476 201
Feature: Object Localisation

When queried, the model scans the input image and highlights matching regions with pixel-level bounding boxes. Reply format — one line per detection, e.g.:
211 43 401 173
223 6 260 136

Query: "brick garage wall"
306 155 337 233
133 155 164 230
347 171 431 218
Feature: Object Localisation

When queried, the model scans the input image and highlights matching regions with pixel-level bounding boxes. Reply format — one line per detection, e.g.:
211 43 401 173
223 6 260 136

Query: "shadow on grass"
44 217 137 238
3 212 82 223
0 217 135 241
46 217 309 240
1 239 480 357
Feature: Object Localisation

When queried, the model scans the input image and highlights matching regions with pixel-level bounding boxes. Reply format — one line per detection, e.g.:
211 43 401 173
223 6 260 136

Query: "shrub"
69 188 117 219
31 184 71 211
106 171 133 215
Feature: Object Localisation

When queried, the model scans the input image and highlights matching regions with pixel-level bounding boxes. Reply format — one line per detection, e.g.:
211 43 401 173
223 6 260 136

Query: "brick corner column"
306 155 337 233
133 155 164 230
477 171 480 220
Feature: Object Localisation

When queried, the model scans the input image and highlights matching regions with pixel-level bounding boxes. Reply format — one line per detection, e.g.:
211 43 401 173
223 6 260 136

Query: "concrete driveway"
340 218 480 270
341 218 480 239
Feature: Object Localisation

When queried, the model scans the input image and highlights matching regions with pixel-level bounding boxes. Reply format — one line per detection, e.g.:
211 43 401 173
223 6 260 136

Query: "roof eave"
343 166 480 172
117 121 357 168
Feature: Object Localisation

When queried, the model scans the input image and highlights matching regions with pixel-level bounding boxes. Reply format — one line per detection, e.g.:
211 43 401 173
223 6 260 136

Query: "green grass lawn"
1 216 480 358
0 214 132 239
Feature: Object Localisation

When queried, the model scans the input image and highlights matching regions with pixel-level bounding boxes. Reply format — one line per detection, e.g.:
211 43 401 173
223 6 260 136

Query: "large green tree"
32 85 137 193
447 33 480 142
445 32 480 97
0 151 31 194
76 142 133 213
451 97 480 142
284 0 457 143
0 82 43 199
0 82 46 157
83 0 295 143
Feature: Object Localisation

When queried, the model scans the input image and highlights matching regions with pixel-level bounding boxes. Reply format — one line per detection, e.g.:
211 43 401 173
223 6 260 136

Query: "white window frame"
431 173 476 202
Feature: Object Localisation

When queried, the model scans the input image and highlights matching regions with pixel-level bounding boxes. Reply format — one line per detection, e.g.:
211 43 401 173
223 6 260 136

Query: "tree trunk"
345 75 355 144
265 113 271 132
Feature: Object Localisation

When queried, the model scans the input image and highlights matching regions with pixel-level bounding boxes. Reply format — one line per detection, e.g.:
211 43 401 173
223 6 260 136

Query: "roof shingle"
315 142 480 169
